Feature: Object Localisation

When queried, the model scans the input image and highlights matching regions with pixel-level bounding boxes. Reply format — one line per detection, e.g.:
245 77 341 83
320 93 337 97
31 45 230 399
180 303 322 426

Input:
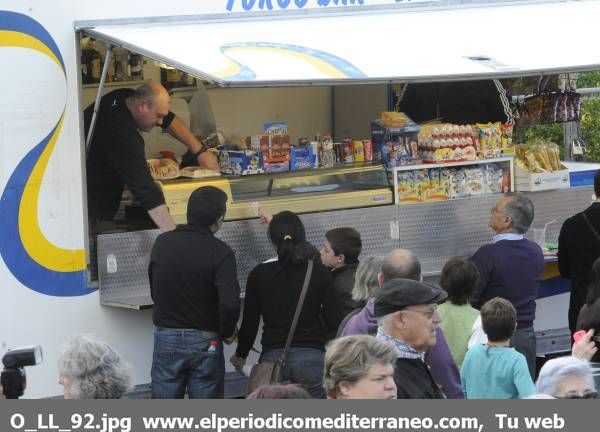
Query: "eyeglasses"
403 304 438 319
557 391 598 399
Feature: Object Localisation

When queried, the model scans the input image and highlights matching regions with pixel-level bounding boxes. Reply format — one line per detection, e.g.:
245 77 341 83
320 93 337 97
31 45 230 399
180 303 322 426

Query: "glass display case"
158 163 392 222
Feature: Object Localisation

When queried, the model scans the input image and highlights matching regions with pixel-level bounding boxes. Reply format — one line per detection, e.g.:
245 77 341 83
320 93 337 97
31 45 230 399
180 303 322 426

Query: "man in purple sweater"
343 249 464 399
470 193 545 379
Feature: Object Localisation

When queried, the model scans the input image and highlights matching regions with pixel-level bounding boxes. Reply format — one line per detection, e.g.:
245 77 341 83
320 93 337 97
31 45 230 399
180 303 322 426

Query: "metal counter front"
99 186 592 304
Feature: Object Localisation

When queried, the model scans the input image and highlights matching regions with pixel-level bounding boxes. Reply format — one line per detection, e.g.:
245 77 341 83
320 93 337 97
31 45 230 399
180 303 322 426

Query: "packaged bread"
147 158 179 180
380 111 409 128
180 166 221 178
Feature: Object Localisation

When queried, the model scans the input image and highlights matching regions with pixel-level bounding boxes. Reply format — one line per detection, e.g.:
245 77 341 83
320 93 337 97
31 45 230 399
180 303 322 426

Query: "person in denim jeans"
230 211 342 398
149 186 240 399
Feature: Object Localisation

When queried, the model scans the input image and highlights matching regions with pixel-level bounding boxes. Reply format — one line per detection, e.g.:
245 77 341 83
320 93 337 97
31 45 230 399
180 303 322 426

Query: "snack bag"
500 123 514 148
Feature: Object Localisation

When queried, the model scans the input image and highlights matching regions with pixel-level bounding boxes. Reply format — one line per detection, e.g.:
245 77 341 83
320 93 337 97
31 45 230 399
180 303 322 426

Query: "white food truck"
2 0 600 397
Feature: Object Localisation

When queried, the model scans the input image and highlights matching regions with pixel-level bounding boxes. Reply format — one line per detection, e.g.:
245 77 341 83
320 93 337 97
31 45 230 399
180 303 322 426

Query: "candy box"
371 119 420 163
290 146 316 171
215 146 263 176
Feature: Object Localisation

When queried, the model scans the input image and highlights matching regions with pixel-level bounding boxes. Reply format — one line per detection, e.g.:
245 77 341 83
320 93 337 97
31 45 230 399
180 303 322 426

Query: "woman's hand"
572 329 598 361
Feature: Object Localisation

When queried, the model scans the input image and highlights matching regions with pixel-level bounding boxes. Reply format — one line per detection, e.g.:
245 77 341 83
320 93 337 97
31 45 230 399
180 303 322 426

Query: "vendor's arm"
165 116 219 171
106 117 176 230
147 204 176 231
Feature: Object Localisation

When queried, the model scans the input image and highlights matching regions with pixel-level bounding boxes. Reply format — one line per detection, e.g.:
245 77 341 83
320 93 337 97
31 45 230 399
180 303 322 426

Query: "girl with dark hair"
438 257 482 369
231 211 342 398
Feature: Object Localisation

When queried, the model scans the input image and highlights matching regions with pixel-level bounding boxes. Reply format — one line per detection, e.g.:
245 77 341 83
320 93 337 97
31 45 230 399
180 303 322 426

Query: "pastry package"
147 158 180 180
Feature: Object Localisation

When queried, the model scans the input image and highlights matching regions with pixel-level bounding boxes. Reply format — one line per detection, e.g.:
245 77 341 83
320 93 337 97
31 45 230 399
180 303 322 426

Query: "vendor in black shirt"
84 81 218 230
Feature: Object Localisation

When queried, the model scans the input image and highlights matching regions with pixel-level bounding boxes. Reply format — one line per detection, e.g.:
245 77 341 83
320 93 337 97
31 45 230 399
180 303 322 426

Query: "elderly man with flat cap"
375 278 448 399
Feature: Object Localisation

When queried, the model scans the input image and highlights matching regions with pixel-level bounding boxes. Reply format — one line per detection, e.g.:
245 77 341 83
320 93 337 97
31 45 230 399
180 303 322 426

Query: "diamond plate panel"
98 230 159 307
98 186 594 308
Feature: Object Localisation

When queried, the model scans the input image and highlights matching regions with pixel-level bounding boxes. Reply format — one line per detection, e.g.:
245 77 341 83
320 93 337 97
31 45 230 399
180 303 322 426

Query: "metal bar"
85 43 113 156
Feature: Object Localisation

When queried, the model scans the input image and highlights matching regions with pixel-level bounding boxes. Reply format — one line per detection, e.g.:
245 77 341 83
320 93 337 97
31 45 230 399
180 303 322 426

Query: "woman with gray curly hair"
338 256 384 337
324 335 396 399
536 356 597 399
58 336 132 399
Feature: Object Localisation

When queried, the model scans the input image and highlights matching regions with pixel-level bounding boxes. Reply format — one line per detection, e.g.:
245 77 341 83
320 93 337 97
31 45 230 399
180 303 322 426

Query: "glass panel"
228 163 390 202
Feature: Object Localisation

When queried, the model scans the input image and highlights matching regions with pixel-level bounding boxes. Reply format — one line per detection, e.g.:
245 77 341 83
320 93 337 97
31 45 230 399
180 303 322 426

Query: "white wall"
208 86 332 146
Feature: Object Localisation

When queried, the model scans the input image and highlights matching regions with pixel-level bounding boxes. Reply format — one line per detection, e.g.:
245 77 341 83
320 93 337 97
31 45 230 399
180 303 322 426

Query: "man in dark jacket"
374 278 448 399
149 186 240 399
559 170 600 334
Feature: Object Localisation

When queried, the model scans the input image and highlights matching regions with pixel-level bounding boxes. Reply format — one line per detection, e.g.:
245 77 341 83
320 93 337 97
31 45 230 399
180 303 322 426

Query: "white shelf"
82 79 148 89
391 156 515 205
389 156 514 172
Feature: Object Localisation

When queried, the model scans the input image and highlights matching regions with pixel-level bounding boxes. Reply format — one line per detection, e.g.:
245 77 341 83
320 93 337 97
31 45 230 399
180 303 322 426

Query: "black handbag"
245 260 314 396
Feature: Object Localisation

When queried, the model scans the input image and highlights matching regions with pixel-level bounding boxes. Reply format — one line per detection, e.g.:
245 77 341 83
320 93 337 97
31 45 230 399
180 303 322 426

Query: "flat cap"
374 278 447 317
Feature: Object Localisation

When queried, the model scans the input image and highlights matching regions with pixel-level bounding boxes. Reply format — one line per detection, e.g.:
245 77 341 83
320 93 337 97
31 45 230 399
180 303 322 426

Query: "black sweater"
236 260 342 358
85 88 174 220
559 203 600 333
149 225 241 338
394 357 446 399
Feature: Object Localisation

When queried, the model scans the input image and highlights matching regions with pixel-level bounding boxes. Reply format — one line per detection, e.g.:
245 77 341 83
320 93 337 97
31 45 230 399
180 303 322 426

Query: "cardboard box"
290 146 315 171
514 165 570 191
215 147 264 175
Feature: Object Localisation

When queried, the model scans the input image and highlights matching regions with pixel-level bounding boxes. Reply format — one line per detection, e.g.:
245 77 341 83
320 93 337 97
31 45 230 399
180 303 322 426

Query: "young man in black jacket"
149 186 240 399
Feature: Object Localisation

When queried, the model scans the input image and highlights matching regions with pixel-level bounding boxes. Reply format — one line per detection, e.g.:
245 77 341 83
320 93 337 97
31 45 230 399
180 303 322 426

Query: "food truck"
2 0 600 397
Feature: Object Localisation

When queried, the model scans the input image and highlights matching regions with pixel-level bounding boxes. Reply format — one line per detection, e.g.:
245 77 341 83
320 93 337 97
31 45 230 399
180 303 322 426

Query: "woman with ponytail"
231 211 342 398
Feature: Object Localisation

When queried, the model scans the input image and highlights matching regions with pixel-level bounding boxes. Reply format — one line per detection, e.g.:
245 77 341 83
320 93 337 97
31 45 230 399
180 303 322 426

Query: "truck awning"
77 1 600 87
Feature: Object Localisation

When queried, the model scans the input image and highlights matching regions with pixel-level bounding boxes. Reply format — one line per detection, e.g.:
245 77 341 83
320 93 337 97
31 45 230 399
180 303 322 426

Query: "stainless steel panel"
98 230 159 308
99 186 594 309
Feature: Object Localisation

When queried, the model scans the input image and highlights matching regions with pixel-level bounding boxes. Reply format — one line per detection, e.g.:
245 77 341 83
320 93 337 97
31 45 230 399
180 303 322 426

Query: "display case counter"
158 163 392 223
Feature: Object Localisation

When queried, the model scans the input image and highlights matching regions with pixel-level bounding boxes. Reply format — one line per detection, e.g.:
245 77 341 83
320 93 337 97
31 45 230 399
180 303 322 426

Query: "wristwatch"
193 145 207 157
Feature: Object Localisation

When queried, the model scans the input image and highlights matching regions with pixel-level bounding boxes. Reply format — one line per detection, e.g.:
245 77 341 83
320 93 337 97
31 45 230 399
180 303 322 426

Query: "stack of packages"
514 142 563 173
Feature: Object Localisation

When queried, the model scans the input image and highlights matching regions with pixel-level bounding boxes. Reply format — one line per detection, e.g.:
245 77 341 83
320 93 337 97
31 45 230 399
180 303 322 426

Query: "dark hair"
595 169 600 198
268 211 319 266
381 249 421 282
187 186 227 227
586 257 600 306
440 257 480 305
578 298 600 363
246 384 311 399
480 297 516 342
325 228 362 264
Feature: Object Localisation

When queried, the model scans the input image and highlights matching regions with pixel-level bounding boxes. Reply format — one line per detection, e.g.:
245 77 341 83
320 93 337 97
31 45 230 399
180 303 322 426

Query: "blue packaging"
290 146 316 171
216 145 264 175
371 119 420 167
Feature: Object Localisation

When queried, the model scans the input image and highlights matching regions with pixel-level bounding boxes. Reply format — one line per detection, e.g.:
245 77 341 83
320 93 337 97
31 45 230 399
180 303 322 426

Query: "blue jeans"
151 328 224 399
260 347 325 399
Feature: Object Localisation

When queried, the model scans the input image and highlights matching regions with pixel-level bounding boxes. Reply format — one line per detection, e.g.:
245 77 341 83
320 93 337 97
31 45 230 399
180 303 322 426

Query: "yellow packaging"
353 140 365 162
380 111 409 128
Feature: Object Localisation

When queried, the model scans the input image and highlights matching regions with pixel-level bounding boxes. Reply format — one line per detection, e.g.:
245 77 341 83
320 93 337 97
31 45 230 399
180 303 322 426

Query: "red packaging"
342 139 354 163
363 139 373 161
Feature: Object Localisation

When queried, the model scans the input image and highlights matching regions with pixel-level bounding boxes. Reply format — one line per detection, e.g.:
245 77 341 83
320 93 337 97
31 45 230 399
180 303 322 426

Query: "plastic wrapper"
147 158 179 179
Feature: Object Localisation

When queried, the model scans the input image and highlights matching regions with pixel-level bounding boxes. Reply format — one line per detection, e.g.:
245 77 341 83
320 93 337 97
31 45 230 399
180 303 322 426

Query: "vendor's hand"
259 208 273 225
572 329 598 361
230 354 246 373
197 150 220 172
